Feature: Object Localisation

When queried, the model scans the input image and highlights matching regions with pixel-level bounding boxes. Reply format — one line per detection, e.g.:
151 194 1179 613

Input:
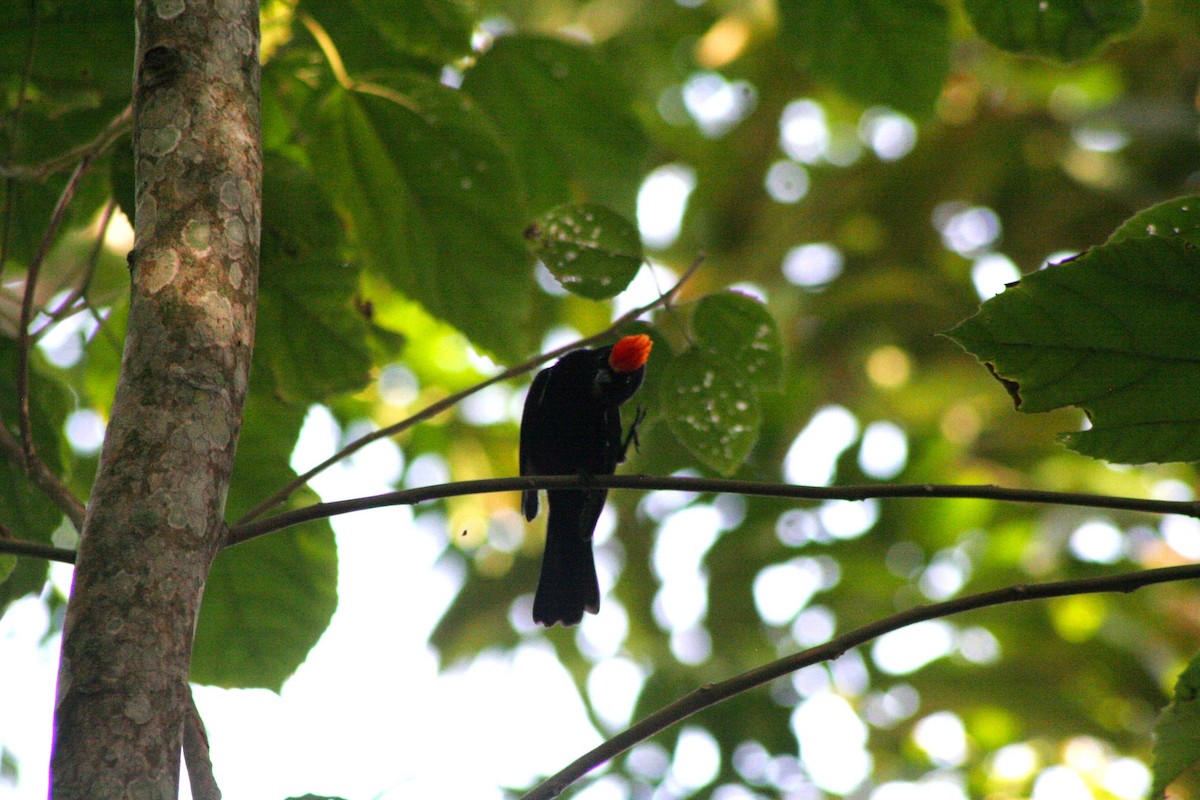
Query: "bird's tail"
533 490 603 626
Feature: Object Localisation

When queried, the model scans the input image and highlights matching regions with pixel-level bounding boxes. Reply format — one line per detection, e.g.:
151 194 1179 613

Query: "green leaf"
527 204 643 300
1152 654 1200 799
461 35 650 216
1109 195 1200 247
193 389 338 691
661 347 761 475
692 292 783 390
305 76 533 363
191 519 338 691
298 0 464 75
777 0 950 116
964 0 1143 62
258 153 372 403
429 549 526 667
946 235 1200 464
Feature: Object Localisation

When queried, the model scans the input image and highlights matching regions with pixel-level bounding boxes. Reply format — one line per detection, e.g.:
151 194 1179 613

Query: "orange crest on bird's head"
609 334 653 373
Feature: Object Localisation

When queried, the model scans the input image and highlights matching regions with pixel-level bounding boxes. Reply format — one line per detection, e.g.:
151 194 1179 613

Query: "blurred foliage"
3 0 1200 797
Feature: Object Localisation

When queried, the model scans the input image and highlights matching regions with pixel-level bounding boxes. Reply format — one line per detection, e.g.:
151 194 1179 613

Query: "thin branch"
521 562 1200 799
0 423 86 531
0 104 133 182
183 689 222 800
0 531 75 563
225 473 1200 548
16 155 98 463
235 255 705 524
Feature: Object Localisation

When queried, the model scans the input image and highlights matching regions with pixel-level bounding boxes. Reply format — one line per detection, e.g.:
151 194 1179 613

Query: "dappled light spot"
971 253 1020 299
587 656 644 729
859 107 917 161
872 620 955 674
764 159 809 203
682 71 757 138
859 420 908 478
784 405 860 487
638 163 696 250
793 692 871 794
782 242 843 289
672 726 721 790
913 711 968 767
780 99 830 163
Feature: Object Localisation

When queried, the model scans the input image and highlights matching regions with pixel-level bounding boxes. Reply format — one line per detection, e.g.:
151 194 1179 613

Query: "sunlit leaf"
305 76 533 363
527 204 643 300
191 518 337 691
662 347 761 475
964 0 1142 61
946 235 1200 464
692 292 783 390
777 0 950 116
461 34 649 216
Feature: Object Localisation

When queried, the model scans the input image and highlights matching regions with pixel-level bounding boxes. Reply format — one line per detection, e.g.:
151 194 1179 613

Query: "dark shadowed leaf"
777 0 950 116
461 35 649 216
1152 653 1200 799
964 0 1142 61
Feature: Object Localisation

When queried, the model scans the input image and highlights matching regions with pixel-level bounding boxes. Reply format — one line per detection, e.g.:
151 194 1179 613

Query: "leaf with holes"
946 234 1200 464
662 347 761 475
527 204 643 300
692 292 783 390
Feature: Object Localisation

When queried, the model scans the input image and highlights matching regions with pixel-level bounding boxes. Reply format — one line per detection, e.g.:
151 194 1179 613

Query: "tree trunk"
49 1 260 795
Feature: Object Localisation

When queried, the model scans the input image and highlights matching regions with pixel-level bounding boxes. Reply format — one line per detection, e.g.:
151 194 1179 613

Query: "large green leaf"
461 35 649 216
192 519 338 691
192 388 338 691
258 153 372 403
777 0 950 116
692 292 784 390
661 346 761 475
526 203 643 300
946 234 1200 464
305 76 533 363
299 0 467 76
964 0 1143 62
1109 195 1200 247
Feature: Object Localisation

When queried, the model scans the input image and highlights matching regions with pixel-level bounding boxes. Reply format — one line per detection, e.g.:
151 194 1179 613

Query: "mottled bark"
49 0 260 796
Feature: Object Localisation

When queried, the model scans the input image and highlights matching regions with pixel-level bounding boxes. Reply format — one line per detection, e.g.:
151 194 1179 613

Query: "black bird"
520 334 653 626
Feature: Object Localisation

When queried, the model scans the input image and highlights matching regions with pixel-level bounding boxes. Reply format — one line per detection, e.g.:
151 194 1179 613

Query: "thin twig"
0 105 133 182
32 197 119 341
16 155 96 462
521 562 1200 799
235 255 705 524
224 473 1200 548
184 689 222 800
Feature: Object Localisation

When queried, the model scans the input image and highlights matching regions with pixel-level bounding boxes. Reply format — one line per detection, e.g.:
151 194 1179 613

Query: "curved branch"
234 256 705 524
224 473 1200 548
521 562 1200 799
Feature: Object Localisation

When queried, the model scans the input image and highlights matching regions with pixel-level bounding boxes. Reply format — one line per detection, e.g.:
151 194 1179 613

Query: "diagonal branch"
520 562 1200 799
0 423 86 531
0 104 133 182
235 256 705 524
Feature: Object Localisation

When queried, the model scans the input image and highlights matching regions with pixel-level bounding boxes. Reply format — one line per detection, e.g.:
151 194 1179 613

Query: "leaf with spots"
526 203 643 300
1109 195 1200 247
946 234 1200 464
692 292 783 390
661 347 761 475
